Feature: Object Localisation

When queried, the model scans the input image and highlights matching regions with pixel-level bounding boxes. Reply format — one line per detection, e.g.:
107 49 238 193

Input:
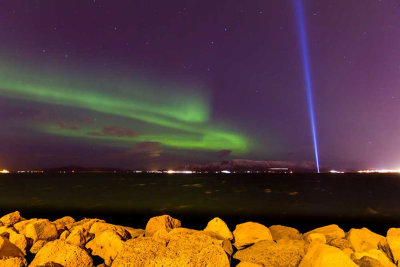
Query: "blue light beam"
294 0 320 173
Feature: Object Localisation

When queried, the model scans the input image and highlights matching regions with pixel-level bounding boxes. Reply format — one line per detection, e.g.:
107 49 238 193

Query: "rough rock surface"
30 240 48 254
236 262 263 267
386 228 400 264
233 239 308 267
65 225 92 247
347 228 385 252
233 222 273 249
0 236 25 259
353 256 386 267
352 249 396 267
269 225 301 241
0 227 27 254
303 224 345 242
299 243 358 267
89 222 131 240
0 257 26 267
0 212 24 227
30 240 93 267
53 216 75 233
204 217 233 240
86 230 124 266
25 219 58 243
145 215 181 237
306 233 326 244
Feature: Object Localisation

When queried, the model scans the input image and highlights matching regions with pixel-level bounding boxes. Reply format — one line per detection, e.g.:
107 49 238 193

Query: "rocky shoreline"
0 212 398 266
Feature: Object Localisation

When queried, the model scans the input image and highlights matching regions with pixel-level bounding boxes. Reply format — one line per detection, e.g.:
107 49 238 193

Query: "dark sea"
1 173 400 235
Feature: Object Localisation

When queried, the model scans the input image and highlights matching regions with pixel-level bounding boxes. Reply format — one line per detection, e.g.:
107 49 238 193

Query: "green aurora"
0 60 249 154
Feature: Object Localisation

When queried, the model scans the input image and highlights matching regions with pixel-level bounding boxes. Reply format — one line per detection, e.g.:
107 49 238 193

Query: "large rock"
30 240 48 254
65 226 92 247
233 222 273 249
233 239 308 267
122 227 145 239
30 240 93 267
303 225 345 242
347 228 385 252
386 228 400 264
269 225 301 241
53 216 75 233
0 227 27 254
112 229 230 266
0 212 24 227
86 230 124 266
65 218 104 232
306 233 326 244
236 262 263 267
328 238 352 250
89 222 131 240
0 236 24 259
145 215 181 237
25 219 58 243
13 219 39 236
299 243 358 267
0 257 26 267
352 249 396 267
353 256 386 267
204 217 233 240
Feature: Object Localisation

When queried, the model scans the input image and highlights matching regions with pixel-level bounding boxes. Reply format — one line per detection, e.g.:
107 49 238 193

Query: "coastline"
0 211 397 266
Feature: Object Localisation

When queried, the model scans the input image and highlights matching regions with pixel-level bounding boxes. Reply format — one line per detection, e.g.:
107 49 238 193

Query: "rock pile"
0 211 398 266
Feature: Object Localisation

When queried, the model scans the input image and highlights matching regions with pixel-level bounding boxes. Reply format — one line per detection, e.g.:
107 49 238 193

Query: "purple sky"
1 0 400 170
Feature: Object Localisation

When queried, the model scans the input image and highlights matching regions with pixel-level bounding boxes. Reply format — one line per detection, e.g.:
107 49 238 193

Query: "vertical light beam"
294 0 320 173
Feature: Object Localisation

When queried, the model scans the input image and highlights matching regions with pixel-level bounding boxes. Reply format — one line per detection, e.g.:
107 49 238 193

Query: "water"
1 173 400 234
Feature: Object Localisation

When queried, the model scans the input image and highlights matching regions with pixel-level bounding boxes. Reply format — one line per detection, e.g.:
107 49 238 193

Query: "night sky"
1 0 399 170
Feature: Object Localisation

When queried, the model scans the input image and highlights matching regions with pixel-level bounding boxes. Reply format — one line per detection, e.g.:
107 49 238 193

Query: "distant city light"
166 170 193 174
0 169 10 174
330 170 344 174
358 169 400 174
221 170 231 174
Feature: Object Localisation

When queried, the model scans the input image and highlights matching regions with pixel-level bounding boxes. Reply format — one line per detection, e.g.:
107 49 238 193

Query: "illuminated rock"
233 239 308 267
59 230 70 241
145 215 181 237
65 226 92 247
30 240 47 254
204 217 233 240
233 222 273 249
303 225 345 242
53 216 75 233
86 230 124 266
0 212 24 227
25 219 58 243
236 262 263 267
65 218 104 232
89 222 131 240
0 236 25 259
352 249 396 267
386 228 400 264
122 227 145 239
30 240 93 267
0 257 26 267
353 256 386 267
347 228 385 252
0 227 27 254
269 225 301 241
328 238 352 250
13 219 39 236
299 243 358 267
306 233 326 244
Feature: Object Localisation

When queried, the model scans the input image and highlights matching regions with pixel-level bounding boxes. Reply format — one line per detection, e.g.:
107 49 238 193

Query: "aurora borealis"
1 0 400 170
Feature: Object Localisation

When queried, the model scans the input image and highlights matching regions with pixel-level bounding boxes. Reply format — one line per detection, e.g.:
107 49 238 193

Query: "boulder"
204 217 233 240
145 215 181 237
89 222 131 240
236 262 263 267
25 219 58 243
53 216 75 233
13 219 39 236
59 230 70 241
386 228 400 264
299 243 358 267
347 228 385 252
86 230 124 266
0 257 26 267
122 227 145 239
0 227 27 254
0 236 24 259
30 240 48 254
306 233 326 244
233 239 308 267
0 212 24 227
66 218 104 232
328 238 352 250
303 225 345 242
112 233 230 267
30 240 93 267
352 249 396 267
269 225 301 241
353 256 386 267
233 222 273 249
65 226 92 247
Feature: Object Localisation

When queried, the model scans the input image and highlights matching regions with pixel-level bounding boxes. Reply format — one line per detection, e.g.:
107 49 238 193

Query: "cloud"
86 126 139 138
216 149 232 158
